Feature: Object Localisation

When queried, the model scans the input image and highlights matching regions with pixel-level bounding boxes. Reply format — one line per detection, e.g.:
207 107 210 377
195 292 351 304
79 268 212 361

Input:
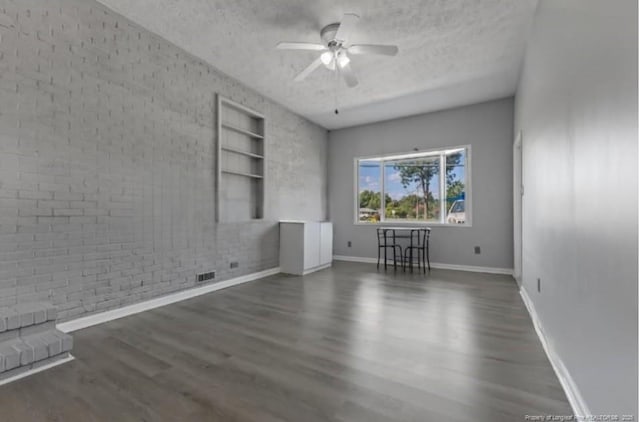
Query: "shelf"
221 122 264 139
221 169 264 179
220 97 265 119
221 146 264 159
217 94 265 222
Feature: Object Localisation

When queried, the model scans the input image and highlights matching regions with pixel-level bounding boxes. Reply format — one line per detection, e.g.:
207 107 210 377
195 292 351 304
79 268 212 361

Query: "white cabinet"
303 223 320 270
319 222 333 265
280 221 333 275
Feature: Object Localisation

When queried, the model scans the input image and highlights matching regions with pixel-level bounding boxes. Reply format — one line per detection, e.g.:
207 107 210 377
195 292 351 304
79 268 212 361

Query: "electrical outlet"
230 261 239 269
537 278 541 292
347 241 352 247
474 246 481 254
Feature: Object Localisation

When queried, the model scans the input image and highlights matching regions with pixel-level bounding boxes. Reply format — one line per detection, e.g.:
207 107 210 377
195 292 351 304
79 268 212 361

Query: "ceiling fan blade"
277 42 327 51
334 13 359 44
348 44 399 56
340 62 358 88
294 56 323 82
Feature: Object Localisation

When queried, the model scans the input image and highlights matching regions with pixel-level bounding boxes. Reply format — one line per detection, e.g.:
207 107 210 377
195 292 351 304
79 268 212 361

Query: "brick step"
0 302 57 333
0 329 73 376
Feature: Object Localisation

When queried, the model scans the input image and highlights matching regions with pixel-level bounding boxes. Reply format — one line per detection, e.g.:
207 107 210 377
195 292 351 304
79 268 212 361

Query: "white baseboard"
519 288 591 417
332 255 513 275
302 263 332 275
332 255 378 264
0 354 75 387
58 267 281 333
427 262 513 275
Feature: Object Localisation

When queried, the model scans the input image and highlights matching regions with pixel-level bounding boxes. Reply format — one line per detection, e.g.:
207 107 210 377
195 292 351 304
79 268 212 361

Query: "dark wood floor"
0 262 571 421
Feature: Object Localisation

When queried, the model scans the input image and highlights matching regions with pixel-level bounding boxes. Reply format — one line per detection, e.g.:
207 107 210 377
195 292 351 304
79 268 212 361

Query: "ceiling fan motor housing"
321 23 342 48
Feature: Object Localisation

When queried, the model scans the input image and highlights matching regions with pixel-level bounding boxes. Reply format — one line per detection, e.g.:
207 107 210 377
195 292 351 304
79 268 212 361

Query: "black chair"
403 228 431 273
377 228 403 270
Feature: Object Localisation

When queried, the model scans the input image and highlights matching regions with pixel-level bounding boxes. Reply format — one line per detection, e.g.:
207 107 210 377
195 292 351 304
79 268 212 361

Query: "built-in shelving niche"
216 95 265 222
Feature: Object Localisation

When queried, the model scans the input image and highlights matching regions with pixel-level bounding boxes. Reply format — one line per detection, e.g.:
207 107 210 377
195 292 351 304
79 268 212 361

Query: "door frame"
513 131 523 284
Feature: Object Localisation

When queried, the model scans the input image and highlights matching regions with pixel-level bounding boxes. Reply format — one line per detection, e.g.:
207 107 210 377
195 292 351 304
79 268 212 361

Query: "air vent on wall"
197 272 216 283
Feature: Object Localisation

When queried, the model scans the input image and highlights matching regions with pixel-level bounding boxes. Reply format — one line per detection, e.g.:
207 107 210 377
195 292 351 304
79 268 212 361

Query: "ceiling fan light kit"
276 13 399 89
336 52 350 69
320 51 333 66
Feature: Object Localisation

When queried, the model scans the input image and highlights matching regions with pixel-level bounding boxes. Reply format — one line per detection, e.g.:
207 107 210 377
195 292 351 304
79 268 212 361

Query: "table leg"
384 240 387 270
409 231 414 273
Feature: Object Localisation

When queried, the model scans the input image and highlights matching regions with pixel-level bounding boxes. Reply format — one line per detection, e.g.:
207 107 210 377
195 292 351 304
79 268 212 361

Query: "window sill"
353 221 472 228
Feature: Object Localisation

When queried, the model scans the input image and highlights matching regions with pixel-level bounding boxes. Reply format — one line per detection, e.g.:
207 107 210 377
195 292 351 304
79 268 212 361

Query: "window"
356 146 470 225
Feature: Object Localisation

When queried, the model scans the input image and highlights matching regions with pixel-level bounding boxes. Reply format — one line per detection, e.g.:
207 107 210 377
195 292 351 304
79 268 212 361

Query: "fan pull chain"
334 63 340 115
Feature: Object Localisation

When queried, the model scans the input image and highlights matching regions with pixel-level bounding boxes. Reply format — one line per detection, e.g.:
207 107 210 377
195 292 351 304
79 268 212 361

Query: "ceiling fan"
276 13 399 88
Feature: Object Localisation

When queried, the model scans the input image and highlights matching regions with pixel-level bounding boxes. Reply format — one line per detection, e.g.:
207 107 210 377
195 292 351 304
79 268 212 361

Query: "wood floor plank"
0 262 572 421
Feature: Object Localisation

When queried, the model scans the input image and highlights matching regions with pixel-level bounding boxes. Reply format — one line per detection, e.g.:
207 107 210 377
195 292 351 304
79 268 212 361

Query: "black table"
377 226 431 272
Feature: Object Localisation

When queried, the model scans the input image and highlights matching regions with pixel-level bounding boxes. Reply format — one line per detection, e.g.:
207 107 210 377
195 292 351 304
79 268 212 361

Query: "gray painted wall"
0 0 327 320
515 0 637 415
328 98 514 270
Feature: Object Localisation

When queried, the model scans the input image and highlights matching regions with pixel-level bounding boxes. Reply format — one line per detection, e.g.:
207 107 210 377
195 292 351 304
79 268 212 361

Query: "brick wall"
0 0 328 320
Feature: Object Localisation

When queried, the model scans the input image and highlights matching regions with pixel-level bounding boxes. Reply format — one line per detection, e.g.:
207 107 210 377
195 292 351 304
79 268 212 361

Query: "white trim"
519 287 591 418
58 267 281 333
353 157 359 224
353 221 472 228
216 94 222 222
465 145 473 226
355 146 467 162
513 131 523 284
332 255 513 275
380 159 386 217
219 96 265 119
333 255 381 264
426 262 512 275
0 354 75 387
439 152 446 224
302 263 332 275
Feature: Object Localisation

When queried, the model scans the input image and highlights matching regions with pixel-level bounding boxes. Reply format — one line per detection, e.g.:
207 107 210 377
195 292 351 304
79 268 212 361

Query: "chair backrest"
377 228 396 246
376 228 386 247
410 228 431 247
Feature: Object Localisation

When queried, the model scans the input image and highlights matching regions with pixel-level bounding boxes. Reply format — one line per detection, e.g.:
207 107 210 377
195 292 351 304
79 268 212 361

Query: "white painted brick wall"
0 0 328 320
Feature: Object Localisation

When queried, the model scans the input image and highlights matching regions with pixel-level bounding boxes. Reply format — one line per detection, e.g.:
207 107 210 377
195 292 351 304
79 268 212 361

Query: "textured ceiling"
96 0 538 129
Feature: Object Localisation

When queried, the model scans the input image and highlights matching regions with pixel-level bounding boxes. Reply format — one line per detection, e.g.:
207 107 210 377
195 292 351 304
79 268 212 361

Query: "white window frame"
353 145 472 227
